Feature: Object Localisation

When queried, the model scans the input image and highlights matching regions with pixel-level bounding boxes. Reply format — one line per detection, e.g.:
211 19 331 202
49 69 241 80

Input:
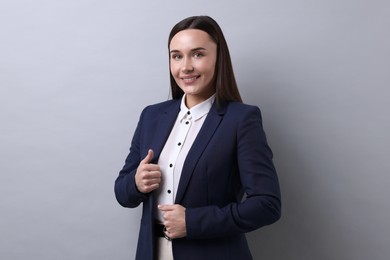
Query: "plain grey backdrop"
1 0 389 259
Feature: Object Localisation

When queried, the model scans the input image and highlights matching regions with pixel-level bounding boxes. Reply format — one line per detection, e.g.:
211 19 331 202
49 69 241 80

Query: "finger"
147 170 161 176
158 204 175 212
147 183 160 191
142 176 161 185
142 164 161 172
140 149 154 165
140 170 161 182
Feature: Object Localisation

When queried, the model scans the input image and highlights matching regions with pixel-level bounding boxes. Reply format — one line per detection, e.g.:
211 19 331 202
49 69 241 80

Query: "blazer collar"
150 98 227 163
149 99 229 204
175 101 228 204
150 100 181 163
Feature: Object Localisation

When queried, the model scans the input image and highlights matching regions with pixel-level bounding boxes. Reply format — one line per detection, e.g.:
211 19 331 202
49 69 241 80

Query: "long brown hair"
168 16 242 105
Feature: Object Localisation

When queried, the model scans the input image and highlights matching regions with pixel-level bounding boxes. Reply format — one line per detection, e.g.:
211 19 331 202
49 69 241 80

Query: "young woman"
115 15 281 260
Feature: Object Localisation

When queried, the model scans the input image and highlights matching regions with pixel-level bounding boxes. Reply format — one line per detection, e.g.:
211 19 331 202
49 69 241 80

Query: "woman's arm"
114 107 150 208
186 105 281 239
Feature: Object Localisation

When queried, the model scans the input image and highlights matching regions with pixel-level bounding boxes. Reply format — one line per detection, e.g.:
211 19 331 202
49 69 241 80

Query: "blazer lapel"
175 102 228 204
149 100 181 163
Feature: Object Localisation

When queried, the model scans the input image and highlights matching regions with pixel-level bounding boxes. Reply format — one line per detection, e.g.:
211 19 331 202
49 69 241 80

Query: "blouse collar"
179 94 216 122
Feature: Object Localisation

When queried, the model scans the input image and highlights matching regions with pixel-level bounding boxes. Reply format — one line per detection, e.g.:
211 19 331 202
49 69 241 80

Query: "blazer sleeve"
114 107 149 208
185 105 281 239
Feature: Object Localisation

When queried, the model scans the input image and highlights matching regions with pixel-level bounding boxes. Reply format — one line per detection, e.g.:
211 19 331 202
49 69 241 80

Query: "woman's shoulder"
225 101 261 114
142 99 180 112
223 102 264 125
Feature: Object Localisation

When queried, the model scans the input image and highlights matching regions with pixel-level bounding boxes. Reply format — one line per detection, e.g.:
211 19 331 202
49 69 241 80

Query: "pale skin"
170 29 217 109
135 29 217 239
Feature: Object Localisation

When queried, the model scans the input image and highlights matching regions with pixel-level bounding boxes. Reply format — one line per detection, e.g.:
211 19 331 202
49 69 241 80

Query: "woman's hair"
168 16 242 104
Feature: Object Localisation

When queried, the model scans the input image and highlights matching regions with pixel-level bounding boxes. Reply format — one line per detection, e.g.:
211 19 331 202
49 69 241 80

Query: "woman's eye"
193 52 203 58
171 54 182 60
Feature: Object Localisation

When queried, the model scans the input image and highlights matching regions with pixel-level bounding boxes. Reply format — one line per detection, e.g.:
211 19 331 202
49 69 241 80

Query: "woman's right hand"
135 149 161 193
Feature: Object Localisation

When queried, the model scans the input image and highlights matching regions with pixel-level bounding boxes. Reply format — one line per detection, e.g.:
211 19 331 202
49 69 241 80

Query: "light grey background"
1 0 389 259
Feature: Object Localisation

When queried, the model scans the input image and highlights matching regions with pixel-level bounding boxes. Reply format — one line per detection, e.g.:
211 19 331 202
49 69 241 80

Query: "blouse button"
169 164 173 167
167 190 172 194
178 142 182 146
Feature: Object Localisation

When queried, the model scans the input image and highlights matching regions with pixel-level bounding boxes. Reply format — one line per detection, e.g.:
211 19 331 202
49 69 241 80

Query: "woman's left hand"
158 204 187 239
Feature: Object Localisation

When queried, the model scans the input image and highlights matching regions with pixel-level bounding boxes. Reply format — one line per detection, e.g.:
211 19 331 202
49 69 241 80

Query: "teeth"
183 77 197 82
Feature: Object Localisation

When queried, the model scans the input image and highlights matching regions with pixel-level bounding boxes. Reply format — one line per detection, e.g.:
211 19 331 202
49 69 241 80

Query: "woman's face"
169 29 217 108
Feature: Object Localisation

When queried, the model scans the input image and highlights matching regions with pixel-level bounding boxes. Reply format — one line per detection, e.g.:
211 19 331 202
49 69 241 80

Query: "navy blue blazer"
115 99 281 260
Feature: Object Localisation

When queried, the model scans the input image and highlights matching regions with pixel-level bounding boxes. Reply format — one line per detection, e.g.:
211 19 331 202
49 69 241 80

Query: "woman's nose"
181 58 194 73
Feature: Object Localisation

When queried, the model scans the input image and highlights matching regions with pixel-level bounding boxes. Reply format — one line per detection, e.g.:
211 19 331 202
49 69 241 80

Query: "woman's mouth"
181 76 200 83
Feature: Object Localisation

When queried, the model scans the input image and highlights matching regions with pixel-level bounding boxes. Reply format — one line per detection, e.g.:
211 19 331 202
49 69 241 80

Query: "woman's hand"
135 149 161 193
158 204 187 239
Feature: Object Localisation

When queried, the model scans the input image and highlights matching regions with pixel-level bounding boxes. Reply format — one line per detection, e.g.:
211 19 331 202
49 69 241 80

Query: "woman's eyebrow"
170 47 207 53
191 47 207 51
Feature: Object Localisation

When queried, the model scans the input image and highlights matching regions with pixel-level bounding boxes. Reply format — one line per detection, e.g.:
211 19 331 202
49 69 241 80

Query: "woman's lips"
181 76 200 83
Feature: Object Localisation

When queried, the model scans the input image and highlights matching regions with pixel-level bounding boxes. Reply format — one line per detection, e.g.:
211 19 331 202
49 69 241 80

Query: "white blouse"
154 94 215 222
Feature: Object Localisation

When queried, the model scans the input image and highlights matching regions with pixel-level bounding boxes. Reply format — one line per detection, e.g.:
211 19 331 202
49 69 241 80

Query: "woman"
115 15 281 260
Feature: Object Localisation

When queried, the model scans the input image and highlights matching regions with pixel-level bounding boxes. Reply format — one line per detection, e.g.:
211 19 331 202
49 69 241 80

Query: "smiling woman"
168 16 242 107
169 29 217 108
114 15 281 260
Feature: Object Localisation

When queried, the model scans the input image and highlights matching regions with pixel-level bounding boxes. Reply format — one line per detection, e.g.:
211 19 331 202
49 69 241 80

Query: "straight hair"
168 16 242 105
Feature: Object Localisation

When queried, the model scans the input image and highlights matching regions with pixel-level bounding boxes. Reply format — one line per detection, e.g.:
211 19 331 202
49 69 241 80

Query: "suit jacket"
115 99 281 260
